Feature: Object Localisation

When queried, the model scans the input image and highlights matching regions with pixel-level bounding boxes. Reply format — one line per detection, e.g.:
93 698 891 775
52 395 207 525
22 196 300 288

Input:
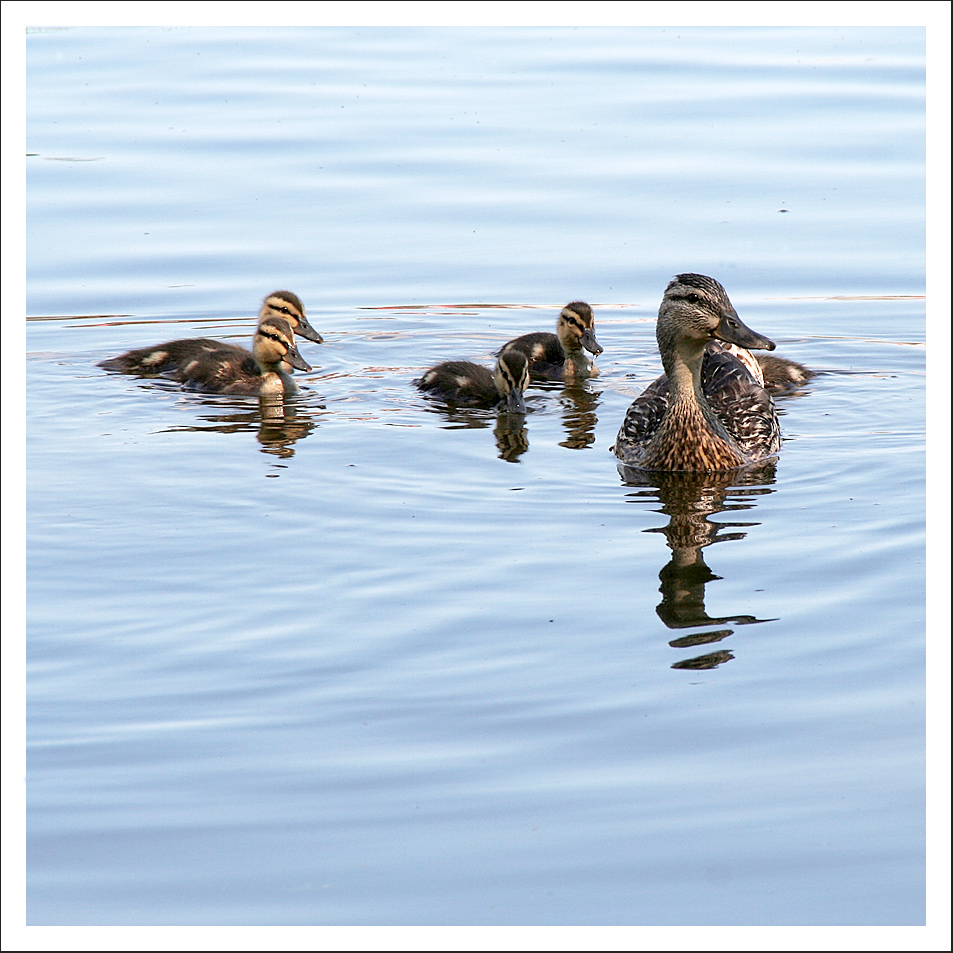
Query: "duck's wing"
614 372 669 454
705 340 764 386
702 348 781 457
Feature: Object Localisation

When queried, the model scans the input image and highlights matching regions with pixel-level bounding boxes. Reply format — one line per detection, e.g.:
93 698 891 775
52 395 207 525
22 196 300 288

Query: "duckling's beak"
503 391 527 414
714 308 775 351
581 327 603 356
285 346 312 373
295 316 324 344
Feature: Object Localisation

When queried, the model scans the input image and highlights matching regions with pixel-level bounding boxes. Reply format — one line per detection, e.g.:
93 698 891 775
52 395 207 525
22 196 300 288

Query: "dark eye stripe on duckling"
268 291 305 312
499 366 520 391
499 351 529 388
257 328 291 347
560 303 594 331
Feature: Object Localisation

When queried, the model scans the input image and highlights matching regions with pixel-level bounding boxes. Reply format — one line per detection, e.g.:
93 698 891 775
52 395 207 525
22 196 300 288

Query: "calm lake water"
23 26 927 927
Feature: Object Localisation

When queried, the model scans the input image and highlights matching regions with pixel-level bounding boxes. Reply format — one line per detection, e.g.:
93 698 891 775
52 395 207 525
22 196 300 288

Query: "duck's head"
259 291 324 344
494 346 530 413
557 301 603 356
254 316 312 374
657 274 775 366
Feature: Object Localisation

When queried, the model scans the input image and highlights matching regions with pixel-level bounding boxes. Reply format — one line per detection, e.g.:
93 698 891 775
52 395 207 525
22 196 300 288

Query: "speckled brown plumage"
613 274 782 471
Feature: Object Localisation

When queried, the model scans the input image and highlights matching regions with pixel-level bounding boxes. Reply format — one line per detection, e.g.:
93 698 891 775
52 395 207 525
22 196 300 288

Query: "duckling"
258 290 324 374
99 315 311 397
504 302 603 381
756 353 814 394
259 290 323 344
613 274 781 471
414 346 530 412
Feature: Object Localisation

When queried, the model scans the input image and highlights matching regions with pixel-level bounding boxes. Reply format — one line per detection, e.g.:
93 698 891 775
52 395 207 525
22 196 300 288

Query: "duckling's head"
254 316 312 374
494 346 530 413
260 291 324 344
557 301 603 356
658 274 775 370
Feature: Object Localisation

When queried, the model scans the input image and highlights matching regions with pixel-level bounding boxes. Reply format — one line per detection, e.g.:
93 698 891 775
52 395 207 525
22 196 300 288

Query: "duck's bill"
285 349 312 372
502 392 527 414
581 328 604 356
295 316 324 344
714 310 775 351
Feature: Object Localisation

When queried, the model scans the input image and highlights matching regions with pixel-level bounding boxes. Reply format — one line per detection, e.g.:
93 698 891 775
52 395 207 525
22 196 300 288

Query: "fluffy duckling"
504 302 603 381
756 353 814 394
414 347 530 412
99 315 311 397
259 290 323 344
613 274 781 471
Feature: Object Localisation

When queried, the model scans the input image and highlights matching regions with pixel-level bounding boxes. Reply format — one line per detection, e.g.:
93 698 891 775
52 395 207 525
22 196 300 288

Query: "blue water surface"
25 26 926 927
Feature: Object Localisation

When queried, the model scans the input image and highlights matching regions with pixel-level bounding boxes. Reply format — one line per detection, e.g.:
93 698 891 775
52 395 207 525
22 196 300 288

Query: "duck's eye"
686 293 700 304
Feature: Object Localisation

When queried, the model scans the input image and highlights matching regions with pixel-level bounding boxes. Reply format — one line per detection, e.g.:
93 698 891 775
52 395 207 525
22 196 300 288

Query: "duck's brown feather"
616 342 780 469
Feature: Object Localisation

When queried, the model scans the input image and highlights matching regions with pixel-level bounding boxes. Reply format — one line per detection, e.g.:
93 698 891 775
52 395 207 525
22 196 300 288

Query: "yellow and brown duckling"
613 274 781 471
99 314 311 397
503 302 603 381
414 346 530 412
256 290 323 345
100 291 319 396
256 290 323 373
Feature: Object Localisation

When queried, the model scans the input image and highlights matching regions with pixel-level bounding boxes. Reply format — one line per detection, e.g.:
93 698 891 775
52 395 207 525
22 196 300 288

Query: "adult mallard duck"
99 314 311 397
414 346 530 412
612 274 781 471
503 302 603 381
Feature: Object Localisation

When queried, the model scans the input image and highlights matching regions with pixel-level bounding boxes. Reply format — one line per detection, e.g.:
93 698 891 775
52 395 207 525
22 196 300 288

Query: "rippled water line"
21 22 928 930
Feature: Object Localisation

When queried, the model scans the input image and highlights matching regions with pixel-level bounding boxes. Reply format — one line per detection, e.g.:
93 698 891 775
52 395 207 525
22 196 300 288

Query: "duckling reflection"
419 404 530 463
161 397 322 458
493 412 530 463
256 399 322 458
621 465 778 669
557 384 601 450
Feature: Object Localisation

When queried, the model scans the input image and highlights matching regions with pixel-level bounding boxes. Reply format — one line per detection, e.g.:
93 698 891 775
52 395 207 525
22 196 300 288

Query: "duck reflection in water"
256 397 322 458
422 404 529 463
620 465 778 670
557 383 600 450
493 412 530 462
163 395 323 459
